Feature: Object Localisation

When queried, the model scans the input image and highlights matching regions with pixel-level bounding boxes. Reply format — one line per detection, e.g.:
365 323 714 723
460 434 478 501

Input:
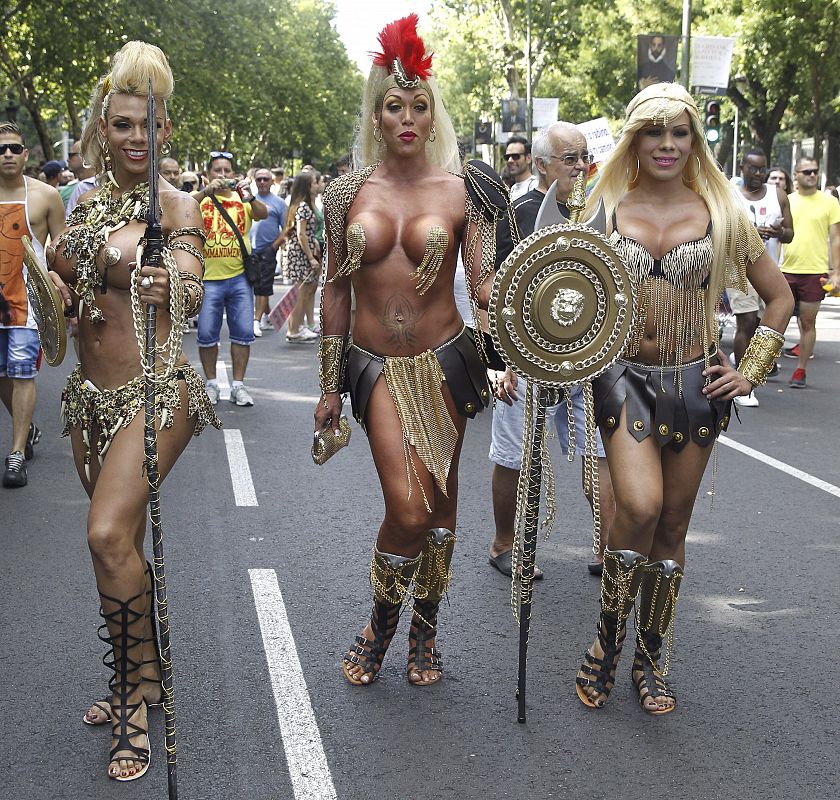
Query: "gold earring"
429 125 437 143
100 138 119 188
683 154 701 183
161 141 172 156
627 157 640 183
373 125 382 143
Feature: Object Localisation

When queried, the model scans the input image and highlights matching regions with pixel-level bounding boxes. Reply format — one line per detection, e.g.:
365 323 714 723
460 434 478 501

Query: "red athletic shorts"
783 272 827 304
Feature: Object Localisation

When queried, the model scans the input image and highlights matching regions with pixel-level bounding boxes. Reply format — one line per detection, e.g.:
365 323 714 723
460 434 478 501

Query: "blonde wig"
80 41 174 177
586 82 754 327
354 66 460 174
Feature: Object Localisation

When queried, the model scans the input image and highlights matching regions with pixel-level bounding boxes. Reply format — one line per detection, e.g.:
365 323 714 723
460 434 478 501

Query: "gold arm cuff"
170 240 206 274
739 325 784 387
318 334 349 394
179 271 205 317
167 226 207 245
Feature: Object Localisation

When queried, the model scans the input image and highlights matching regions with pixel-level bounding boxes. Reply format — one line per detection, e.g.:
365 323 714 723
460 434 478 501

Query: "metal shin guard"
413 528 457 604
636 559 683 669
600 548 647 621
370 547 422 607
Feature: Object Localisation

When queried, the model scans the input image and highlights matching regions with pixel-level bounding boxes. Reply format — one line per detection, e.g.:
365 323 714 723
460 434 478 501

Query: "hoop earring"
428 125 437 143
683 154 701 183
373 125 382 143
161 141 172 156
627 157 640 183
100 138 119 188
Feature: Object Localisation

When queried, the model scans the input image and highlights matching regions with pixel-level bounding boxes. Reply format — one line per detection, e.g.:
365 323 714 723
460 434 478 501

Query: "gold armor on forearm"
318 334 349 394
739 325 784 387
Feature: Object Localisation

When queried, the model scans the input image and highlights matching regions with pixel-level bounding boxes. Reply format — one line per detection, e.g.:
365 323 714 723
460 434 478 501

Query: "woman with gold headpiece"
47 41 220 780
573 83 793 715
314 14 510 687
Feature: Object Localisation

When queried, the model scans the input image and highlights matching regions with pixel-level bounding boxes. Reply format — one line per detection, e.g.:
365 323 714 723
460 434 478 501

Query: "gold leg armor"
632 559 684 715
369 547 421 606
575 548 647 708
413 528 457 604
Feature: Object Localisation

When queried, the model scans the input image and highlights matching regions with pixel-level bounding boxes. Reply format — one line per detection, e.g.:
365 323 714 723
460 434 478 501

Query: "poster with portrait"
501 98 526 133
636 34 678 91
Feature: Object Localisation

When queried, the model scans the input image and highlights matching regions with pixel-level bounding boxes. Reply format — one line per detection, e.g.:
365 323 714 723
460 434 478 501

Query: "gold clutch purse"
311 415 351 465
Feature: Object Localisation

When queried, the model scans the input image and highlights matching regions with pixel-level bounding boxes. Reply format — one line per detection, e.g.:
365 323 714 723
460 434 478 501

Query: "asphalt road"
2 296 839 800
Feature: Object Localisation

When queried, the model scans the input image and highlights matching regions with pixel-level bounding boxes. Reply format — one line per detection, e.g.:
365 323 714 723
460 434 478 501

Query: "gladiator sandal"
84 562 162 726
575 548 647 709
99 587 151 781
632 559 683 716
342 548 420 686
407 528 456 686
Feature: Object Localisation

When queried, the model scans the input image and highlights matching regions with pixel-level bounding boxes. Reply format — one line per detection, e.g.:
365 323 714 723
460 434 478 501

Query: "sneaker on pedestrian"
24 423 41 461
3 451 27 488
734 391 759 407
229 384 254 406
253 319 263 338
789 368 807 388
782 343 799 358
768 361 779 377
308 323 322 335
286 328 318 342
206 381 220 405
259 314 272 330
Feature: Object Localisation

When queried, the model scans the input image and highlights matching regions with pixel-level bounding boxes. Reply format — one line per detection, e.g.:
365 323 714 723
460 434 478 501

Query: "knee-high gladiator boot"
408 528 456 685
342 547 421 686
84 561 161 726
576 548 647 708
632 559 683 715
99 587 150 781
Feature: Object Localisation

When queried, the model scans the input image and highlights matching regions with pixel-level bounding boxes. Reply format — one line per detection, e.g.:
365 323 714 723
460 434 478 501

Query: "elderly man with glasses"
780 156 840 388
488 121 616 579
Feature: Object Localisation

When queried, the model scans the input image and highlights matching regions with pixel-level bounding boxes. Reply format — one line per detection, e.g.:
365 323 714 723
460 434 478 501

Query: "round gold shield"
22 236 67 366
489 224 634 387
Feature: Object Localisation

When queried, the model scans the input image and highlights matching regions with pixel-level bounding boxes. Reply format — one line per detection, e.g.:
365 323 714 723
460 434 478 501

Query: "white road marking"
719 435 840 499
249 569 337 800
224 429 258 506
216 359 231 400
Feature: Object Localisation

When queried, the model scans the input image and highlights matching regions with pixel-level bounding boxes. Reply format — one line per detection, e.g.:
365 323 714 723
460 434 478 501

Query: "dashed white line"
249 569 337 800
224 429 258 506
216 358 231 400
719 435 840 498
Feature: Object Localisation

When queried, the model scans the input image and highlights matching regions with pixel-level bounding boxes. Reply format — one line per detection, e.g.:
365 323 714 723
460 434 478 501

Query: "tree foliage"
0 0 361 170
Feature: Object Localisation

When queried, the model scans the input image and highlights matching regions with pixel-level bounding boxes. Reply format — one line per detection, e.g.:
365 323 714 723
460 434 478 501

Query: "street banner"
577 117 615 165
501 98 526 133
269 285 300 331
637 34 678 91
691 36 735 96
532 98 559 130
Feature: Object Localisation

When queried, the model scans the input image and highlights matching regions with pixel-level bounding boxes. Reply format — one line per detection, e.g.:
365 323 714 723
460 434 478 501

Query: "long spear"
141 82 178 799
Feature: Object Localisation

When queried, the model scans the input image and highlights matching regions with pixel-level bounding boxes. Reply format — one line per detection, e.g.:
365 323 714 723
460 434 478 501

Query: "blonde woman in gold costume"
574 83 792 715
48 42 219 780
314 15 507 688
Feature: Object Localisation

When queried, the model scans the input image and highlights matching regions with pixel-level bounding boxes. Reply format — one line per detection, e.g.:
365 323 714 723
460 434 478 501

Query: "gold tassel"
411 225 448 295
330 222 366 280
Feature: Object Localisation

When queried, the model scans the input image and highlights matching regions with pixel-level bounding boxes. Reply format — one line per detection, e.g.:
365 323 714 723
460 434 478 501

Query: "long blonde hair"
587 82 752 323
354 64 461 174
80 41 174 177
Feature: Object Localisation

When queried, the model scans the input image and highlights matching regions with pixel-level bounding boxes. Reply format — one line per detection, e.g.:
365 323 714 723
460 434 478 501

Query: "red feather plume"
371 13 433 80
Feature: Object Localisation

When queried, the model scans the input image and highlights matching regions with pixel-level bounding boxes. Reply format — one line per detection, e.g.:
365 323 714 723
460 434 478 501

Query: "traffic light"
704 100 721 143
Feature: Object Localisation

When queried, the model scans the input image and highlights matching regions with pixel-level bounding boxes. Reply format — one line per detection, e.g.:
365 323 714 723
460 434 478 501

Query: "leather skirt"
593 353 731 452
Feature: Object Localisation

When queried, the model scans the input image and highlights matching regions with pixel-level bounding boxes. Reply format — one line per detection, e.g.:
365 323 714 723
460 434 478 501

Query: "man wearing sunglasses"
0 122 65 487
505 134 537 201
489 121 615 579
780 157 840 388
250 167 287 336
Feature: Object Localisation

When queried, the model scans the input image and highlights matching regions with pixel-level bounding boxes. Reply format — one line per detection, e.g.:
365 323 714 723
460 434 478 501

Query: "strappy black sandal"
407 598 443 686
632 632 677 715
575 613 625 708
342 599 401 686
99 588 151 781
84 562 162 726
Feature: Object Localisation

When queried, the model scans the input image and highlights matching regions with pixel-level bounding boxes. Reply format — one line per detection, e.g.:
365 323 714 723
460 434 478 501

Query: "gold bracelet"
179 271 205 317
739 325 784 387
319 334 349 394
